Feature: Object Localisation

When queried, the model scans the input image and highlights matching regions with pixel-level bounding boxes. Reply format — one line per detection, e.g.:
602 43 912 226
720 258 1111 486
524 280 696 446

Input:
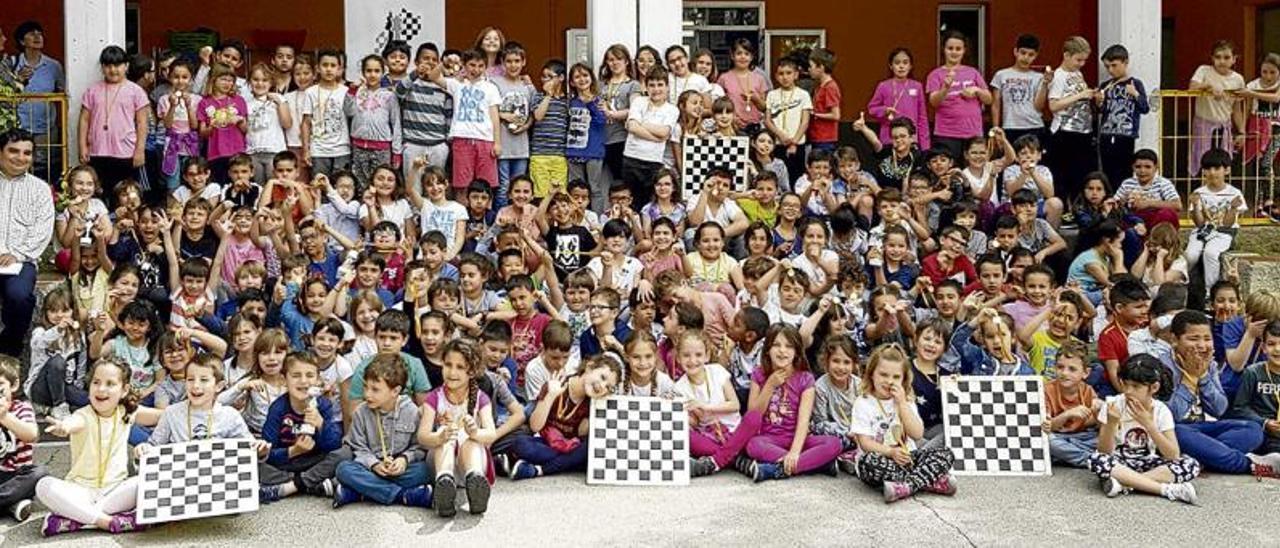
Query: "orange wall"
445 0 586 67
132 0 346 61
1163 0 1278 84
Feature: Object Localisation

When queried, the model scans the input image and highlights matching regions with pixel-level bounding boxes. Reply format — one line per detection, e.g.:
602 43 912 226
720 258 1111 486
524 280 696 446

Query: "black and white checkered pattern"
588 396 690 486
375 8 423 53
680 135 750 203
942 376 1051 476
137 439 260 524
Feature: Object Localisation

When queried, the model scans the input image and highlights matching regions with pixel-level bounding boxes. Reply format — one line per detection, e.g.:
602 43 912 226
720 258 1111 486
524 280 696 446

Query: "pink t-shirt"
511 313 552 387
221 235 266 291
81 80 151 159
926 65 988 139
197 94 249 161
699 291 736 344
751 368 816 437
717 70 769 125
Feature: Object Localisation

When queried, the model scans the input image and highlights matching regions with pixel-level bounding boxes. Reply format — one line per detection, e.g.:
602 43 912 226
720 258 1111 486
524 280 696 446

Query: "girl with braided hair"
419 340 497 518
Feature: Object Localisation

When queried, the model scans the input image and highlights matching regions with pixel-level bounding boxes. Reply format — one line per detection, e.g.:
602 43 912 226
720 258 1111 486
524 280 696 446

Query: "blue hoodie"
942 322 1035 377
262 394 344 466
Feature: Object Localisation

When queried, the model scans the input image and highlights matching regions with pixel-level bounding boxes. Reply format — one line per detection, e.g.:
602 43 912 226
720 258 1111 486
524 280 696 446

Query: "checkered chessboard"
588 396 690 486
942 376 1051 476
680 135 750 203
376 8 423 53
137 439 260 524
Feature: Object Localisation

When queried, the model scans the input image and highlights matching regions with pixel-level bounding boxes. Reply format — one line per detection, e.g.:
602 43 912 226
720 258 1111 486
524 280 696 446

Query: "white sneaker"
10 499 31 522
1161 482 1198 505
51 403 71 421
1101 477 1129 498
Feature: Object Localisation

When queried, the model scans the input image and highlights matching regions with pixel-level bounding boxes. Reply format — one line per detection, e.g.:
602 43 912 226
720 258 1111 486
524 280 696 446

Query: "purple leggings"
746 430 842 475
690 411 764 469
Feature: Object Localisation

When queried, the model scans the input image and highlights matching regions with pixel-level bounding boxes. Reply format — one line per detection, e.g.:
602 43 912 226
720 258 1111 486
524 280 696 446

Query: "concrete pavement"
3 444 1279 547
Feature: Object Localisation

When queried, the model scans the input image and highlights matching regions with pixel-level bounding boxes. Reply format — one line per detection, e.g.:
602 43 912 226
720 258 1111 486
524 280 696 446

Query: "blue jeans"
1049 430 1098 468
335 460 430 504
513 435 589 475
129 425 153 446
0 263 35 358
496 158 529 210
1175 420 1264 474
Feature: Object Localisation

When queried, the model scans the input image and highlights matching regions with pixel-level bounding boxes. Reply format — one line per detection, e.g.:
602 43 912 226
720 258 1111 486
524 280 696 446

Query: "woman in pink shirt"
868 47 931 151
78 45 151 208
717 39 769 133
926 32 992 160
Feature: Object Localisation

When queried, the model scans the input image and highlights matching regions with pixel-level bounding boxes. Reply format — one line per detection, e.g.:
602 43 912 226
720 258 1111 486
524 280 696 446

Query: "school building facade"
4 0 1280 158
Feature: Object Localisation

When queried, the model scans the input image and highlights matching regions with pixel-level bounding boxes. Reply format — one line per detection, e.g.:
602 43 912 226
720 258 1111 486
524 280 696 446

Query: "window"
682 2 764 73
938 5 986 74
126 3 141 54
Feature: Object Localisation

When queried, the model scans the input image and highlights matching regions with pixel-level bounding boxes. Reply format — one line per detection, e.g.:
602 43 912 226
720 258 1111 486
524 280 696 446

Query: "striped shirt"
396 76 453 147
0 399 35 472
530 94 569 156
1114 176 1180 204
0 170 55 263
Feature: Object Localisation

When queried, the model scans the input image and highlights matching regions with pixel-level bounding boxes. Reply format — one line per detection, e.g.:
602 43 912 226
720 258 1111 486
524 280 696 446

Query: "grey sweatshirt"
811 373 860 438
344 395 424 468
148 401 252 445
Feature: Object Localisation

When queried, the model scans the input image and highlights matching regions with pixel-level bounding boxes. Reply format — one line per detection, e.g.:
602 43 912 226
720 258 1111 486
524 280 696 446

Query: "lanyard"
96 409 121 488
186 405 215 440
375 410 391 462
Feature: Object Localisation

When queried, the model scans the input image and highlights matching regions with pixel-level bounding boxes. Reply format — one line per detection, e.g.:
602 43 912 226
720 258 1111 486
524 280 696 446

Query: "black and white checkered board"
942 376 1051 476
588 396 690 486
681 135 750 203
137 439 260 524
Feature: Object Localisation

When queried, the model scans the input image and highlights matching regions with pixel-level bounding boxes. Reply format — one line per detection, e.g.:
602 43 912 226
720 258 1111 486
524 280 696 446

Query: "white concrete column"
344 0 445 82
64 0 127 166
637 0 683 58
1098 0 1161 149
587 0 637 68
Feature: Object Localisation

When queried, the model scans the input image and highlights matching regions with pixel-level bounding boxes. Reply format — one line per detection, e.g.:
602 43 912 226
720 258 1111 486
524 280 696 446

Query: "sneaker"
31 403 49 417
10 499 32 523
1162 482 1198 505
51 403 71 421
753 462 785 483
690 456 718 478
511 460 541 481
494 454 511 477
332 483 363 508
434 474 457 518
882 481 915 503
465 472 490 515
41 514 82 537
1101 477 1129 498
107 511 145 534
259 484 283 504
819 459 839 477
732 455 757 478
1249 453 1280 479
308 478 336 498
400 485 434 509
836 456 858 476
923 474 957 496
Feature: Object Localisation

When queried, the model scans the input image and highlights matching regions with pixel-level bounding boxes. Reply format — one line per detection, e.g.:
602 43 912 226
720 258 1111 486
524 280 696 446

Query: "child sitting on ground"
258 351 350 504
1089 354 1200 504
1043 341 1100 467
333 353 432 509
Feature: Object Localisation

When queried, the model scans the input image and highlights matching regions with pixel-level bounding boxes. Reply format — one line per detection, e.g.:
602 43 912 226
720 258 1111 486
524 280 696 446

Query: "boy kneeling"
258 351 351 503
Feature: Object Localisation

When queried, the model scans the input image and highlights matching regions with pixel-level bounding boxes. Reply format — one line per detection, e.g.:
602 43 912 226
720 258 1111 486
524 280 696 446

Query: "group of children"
1 24 1280 537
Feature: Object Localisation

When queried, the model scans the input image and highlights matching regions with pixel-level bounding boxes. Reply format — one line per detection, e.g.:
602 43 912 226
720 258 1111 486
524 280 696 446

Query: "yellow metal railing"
1154 89 1276 226
0 93 70 187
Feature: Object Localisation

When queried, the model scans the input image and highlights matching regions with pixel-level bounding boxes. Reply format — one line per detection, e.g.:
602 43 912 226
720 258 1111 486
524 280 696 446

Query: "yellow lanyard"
1265 367 1280 421
96 409 120 488
874 397 903 448
187 405 215 440
375 410 390 462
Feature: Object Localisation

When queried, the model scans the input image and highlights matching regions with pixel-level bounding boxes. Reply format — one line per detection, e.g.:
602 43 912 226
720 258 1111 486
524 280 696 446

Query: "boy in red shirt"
806 48 841 154
1094 277 1151 397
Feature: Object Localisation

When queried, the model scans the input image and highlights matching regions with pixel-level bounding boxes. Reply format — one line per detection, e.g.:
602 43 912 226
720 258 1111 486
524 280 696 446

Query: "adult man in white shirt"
0 129 55 357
